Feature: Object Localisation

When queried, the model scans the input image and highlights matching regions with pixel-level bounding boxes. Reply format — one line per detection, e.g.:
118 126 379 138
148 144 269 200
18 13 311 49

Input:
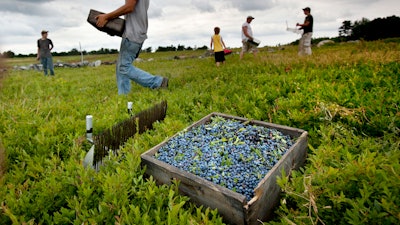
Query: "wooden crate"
141 112 308 225
87 9 125 37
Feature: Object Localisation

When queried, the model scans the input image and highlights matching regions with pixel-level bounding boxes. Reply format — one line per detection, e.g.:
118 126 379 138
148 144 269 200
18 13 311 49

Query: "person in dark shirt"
37 30 55 76
297 7 313 56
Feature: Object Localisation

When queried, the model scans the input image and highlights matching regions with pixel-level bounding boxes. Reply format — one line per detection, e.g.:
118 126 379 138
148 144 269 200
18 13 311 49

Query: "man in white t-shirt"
240 16 258 60
96 0 168 95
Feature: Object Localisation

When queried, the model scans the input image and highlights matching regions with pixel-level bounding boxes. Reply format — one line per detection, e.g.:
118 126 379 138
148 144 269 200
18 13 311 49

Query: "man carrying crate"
240 16 259 60
95 0 169 95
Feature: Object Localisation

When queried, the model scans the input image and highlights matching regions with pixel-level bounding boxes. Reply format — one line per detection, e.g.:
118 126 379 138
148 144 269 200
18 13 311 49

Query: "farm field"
1 40 399 224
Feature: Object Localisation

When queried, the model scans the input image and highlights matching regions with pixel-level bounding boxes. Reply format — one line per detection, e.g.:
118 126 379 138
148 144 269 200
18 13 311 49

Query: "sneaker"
160 77 169 88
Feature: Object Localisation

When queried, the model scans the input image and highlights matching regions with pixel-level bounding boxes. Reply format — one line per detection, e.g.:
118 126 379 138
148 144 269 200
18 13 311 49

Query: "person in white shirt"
240 16 258 60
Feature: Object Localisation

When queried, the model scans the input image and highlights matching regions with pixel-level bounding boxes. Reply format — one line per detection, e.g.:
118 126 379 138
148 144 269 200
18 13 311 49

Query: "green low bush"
1 42 399 224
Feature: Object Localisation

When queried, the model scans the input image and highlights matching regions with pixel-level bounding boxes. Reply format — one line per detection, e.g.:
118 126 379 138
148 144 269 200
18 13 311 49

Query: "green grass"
1 41 399 224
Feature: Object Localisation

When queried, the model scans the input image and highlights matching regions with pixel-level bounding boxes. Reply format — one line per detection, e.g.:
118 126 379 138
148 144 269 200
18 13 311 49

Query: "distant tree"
339 20 352 37
98 48 107 54
87 48 118 55
156 46 165 52
156 45 177 52
351 17 370 40
69 48 80 56
109 49 119 54
367 15 400 40
350 16 400 41
143 47 152 53
2 51 15 58
185 46 193 51
197 45 208 50
58 52 68 56
177 44 185 51
170 45 177 51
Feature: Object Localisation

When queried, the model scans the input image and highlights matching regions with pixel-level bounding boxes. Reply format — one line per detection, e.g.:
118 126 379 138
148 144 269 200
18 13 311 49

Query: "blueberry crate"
140 112 308 225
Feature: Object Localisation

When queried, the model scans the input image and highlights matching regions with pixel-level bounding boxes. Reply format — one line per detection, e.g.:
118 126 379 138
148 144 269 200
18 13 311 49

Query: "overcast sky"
1 0 399 54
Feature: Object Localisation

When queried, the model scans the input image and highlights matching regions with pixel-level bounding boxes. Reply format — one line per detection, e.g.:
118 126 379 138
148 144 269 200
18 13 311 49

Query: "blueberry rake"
84 101 167 169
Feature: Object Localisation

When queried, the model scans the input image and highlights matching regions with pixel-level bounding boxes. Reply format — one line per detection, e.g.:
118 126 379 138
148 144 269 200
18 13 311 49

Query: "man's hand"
95 0 137 28
96 14 109 28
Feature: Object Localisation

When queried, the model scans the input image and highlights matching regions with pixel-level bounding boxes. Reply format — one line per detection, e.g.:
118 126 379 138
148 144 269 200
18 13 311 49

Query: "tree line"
1 48 120 59
338 15 400 41
1 44 209 58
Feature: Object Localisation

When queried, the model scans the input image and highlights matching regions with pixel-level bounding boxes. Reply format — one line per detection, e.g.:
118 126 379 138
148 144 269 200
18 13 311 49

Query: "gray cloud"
0 2 42 15
226 0 274 11
17 0 53 2
191 0 215 12
148 1 163 18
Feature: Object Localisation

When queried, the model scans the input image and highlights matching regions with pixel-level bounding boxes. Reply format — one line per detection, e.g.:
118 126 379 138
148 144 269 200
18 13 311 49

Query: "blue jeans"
41 57 54 76
116 38 163 94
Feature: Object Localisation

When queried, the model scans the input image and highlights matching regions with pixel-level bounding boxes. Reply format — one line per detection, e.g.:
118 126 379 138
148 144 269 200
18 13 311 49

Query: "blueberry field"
1 40 399 224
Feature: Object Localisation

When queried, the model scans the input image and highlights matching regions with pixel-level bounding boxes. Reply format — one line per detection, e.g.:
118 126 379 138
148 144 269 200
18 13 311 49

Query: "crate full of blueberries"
141 112 308 225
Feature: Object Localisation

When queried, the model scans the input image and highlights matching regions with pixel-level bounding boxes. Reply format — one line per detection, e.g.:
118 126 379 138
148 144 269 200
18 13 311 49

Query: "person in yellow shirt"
210 27 227 67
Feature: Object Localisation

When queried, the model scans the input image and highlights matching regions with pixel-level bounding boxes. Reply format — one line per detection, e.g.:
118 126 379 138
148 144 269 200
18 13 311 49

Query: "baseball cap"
302 7 311 11
41 30 48 34
247 16 255 19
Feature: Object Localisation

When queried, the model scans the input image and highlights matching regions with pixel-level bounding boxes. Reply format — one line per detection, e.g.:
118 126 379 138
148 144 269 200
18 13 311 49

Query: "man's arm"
96 0 137 27
242 26 253 40
221 38 226 49
297 19 310 28
49 40 54 51
37 40 40 60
